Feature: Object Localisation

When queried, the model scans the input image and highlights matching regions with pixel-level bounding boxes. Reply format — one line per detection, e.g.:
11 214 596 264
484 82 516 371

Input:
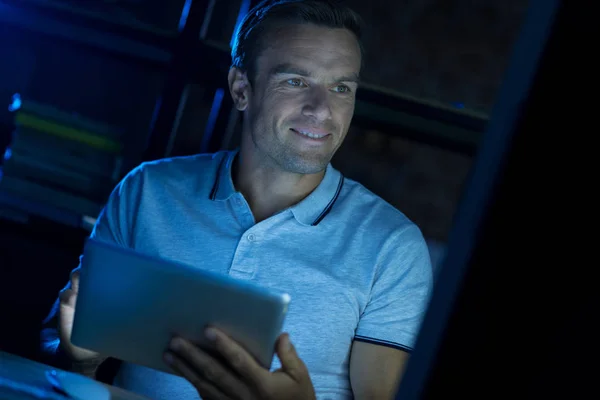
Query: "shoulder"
341 175 422 238
132 152 225 181
342 178 433 293
338 175 431 272
117 151 228 191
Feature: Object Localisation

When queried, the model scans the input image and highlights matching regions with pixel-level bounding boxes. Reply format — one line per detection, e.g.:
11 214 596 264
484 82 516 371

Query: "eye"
286 78 306 87
332 84 351 94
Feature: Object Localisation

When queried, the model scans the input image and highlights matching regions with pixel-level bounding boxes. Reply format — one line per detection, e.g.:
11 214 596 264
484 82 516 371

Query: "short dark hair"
231 0 364 84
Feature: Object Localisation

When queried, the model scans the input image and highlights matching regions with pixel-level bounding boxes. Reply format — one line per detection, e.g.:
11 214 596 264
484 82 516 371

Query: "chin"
281 154 330 175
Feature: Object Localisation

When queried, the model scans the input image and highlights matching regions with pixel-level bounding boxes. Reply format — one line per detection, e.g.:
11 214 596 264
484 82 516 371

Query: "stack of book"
0 94 125 220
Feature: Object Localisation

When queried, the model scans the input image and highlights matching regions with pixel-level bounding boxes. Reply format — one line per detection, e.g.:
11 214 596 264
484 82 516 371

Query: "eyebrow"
269 63 360 84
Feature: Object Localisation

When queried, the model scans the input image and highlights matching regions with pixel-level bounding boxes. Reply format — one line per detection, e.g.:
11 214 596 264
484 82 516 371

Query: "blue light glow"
8 93 21 112
230 0 252 49
201 88 225 152
178 0 193 32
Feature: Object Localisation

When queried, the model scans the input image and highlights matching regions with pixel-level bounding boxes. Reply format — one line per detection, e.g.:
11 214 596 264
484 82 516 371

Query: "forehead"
256 24 361 79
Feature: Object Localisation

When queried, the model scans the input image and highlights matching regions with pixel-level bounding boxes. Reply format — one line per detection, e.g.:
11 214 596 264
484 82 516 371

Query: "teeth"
297 130 325 139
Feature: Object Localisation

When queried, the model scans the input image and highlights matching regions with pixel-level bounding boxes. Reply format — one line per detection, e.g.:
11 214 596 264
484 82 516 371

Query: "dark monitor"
397 1 596 398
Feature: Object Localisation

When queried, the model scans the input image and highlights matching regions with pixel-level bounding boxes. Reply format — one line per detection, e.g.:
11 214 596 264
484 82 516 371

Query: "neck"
233 150 325 223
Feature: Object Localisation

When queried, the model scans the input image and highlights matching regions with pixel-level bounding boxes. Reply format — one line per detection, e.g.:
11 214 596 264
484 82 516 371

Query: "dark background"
0 0 526 365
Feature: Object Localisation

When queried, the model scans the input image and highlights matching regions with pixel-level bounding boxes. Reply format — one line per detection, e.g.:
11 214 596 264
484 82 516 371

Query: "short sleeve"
354 224 434 352
90 166 144 247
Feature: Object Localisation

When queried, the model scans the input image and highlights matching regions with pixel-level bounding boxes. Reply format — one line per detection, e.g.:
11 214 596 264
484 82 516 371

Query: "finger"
58 288 76 308
276 334 308 381
168 338 250 399
165 351 230 400
70 268 81 293
206 327 268 385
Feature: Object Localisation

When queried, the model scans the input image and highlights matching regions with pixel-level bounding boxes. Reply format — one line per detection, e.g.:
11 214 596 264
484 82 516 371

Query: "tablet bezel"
71 238 291 374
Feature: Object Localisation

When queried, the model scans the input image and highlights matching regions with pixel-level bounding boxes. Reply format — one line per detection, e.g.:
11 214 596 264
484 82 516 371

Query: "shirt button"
247 233 256 242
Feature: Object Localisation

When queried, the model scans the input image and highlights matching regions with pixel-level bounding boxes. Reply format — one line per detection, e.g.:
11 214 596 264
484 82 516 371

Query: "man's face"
240 24 361 174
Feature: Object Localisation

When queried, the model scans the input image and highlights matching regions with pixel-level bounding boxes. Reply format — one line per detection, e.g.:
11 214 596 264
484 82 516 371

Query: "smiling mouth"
290 128 329 140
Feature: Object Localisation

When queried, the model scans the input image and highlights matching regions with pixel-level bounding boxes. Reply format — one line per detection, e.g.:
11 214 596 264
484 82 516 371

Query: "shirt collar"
209 150 237 201
209 149 345 226
290 164 345 226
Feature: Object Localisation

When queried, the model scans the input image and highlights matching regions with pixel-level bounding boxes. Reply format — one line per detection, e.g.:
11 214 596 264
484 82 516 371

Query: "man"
41 0 433 399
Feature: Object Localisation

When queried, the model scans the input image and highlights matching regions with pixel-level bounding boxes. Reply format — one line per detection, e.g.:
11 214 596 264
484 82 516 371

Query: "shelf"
9 0 179 41
0 0 172 67
353 100 481 156
0 188 94 232
357 83 489 133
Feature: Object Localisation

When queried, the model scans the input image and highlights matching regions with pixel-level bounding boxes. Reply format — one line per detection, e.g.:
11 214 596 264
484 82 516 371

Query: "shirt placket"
229 193 258 279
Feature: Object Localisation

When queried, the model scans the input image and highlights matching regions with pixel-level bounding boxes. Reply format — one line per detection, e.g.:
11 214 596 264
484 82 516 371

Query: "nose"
301 86 332 122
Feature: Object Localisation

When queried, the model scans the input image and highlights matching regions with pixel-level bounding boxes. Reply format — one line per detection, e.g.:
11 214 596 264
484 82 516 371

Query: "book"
0 175 102 218
10 127 120 180
2 152 114 202
14 112 123 154
12 95 124 140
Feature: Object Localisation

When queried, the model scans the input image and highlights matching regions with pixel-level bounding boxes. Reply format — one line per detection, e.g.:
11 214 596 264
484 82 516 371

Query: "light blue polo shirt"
90 149 433 399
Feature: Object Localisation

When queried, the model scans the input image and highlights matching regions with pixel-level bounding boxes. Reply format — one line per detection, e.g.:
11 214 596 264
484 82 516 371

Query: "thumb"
70 268 81 294
276 334 306 379
59 288 77 308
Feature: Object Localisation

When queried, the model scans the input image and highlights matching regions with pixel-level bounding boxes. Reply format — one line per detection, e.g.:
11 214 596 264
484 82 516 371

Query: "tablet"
71 238 291 374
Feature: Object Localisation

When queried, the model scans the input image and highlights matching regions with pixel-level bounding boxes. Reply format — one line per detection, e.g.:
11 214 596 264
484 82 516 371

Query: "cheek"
271 88 302 106
248 94 293 134
333 100 355 125
265 92 300 120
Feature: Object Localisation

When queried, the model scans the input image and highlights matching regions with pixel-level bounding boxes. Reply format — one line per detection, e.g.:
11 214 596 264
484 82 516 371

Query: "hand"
164 328 316 400
57 267 100 361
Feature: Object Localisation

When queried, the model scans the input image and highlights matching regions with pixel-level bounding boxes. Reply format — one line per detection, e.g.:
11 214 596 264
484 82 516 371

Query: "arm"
350 224 433 399
349 342 409 400
40 288 109 378
40 166 143 379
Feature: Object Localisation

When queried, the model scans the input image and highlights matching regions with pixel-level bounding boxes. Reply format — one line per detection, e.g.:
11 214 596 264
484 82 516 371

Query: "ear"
228 67 250 111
